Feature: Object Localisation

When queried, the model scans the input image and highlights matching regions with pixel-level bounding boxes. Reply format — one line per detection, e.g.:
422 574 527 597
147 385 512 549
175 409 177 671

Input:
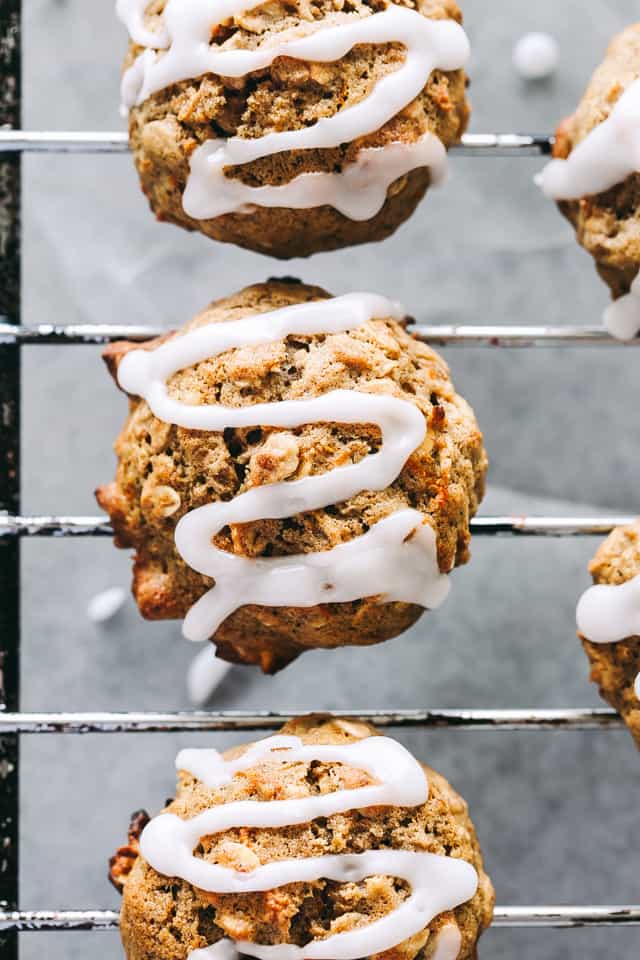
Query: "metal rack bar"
0 7 21 960
470 516 636 536
495 906 640 928
0 515 115 537
0 912 121 933
1 321 637 346
0 130 555 156
0 321 167 344
410 325 638 347
0 708 621 734
3 905 639 932
0 514 633 538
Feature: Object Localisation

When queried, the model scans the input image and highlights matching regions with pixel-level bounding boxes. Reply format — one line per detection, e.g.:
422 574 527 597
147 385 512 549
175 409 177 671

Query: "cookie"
537 24 640 339
97 279 487 673
112 716 494 960
117 0 470 258
577 520 640 747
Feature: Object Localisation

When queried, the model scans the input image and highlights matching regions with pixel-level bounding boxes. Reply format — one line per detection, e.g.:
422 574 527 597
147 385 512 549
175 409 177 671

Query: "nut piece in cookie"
109 810 151 893
111 716 494 960
116 0 471 259
537 24 640 339
577 520 640 747
96 280 487 673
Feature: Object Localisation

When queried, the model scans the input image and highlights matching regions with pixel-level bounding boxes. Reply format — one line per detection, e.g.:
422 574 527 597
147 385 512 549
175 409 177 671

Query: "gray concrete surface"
18 1 640 958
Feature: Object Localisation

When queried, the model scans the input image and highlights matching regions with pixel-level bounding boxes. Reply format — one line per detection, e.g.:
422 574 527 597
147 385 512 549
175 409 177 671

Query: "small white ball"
513 32 559 80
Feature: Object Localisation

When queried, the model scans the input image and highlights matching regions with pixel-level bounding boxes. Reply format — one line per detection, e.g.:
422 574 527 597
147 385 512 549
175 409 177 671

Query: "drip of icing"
576 574 640 644
183 133 448 222
118 294 450 643
536 78 640 200
141 737 477 960
116 0 469 219
603 274 640 341
635 673 640 700
431 924 462 960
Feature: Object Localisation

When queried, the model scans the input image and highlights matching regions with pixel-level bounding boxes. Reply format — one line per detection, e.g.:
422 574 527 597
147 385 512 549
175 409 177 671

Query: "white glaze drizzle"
140 736 475 960
536 78 640 201
577 573 640 701
430 924 462 960
191 942 239 960
577 574 640 645
176 734 428 796
189 927 462 960
180 512 449 643
183 134 448 222
116 0 469 220
604 274 640 341
117 293 450 643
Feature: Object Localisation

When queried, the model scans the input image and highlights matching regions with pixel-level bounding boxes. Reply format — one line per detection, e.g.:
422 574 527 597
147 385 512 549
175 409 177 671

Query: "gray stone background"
17 0 640 957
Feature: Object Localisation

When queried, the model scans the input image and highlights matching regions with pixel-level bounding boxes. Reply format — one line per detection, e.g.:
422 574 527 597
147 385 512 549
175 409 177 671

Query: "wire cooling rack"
2 4 640 956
